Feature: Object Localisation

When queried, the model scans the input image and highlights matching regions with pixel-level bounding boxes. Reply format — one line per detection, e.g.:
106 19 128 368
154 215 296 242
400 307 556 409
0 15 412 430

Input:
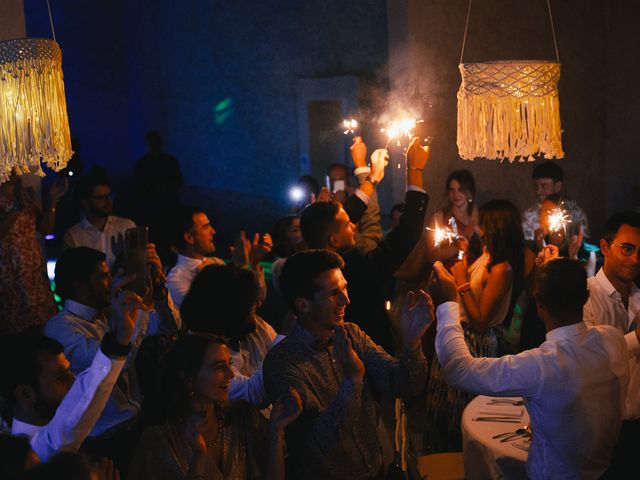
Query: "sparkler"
342 118 358 135
427 217 465 260
381 118 418 149
547 206 571 233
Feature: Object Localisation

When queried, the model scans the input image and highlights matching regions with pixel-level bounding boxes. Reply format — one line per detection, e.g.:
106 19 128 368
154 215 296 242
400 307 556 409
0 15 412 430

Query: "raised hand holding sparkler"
405 136 429 191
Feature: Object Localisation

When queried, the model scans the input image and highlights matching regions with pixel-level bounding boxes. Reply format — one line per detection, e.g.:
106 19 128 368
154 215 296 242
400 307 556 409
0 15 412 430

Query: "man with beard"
43 246 180 473
63 168 136 269
583 211 640 477
166 204 271 309
179 263 283 410
1 282 144 463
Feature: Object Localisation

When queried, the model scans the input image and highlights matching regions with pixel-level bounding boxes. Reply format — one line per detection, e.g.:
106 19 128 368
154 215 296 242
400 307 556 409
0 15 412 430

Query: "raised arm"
450 257 513 333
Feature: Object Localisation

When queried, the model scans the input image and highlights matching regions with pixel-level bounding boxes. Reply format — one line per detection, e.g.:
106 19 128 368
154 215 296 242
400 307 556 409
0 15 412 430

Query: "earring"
189 391 194 397
468 197 473 203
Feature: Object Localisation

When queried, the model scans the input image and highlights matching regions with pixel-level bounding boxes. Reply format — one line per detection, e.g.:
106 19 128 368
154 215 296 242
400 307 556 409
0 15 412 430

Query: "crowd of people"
0 132 638 480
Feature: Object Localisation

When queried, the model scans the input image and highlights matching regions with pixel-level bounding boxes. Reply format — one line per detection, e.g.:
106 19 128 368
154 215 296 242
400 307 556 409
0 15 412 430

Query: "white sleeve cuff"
407 185 427 194
354 189 371 205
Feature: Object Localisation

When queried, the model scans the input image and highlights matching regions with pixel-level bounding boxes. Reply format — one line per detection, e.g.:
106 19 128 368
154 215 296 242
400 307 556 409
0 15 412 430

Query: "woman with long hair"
424 199 526 452
128 334 301 480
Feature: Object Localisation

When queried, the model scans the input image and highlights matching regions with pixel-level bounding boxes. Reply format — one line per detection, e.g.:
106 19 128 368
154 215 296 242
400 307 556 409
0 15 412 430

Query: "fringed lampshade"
457 60 564 162
0 38 73 183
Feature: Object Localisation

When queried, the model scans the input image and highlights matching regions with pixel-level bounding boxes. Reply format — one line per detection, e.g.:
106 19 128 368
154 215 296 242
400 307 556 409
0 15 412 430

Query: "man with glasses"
521 161 590 241
63 167 136 268
583 211 640 477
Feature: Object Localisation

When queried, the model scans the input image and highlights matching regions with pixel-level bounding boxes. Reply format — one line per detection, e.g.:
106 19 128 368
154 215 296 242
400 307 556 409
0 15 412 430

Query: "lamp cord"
459 0 473 65
459 0 560 64
46 0 57 42
546 0 560 62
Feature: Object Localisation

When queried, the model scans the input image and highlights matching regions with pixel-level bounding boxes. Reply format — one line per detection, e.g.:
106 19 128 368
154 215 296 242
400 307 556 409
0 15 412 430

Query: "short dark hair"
272 214 298 258
279 249 345 312
532 161 563 182
180 264 259 340
602 211 640 243
0 334 64 423
24 452 94 480
300 201 341 249
172 205 206 252
54 247 106 301
75 166 110 200
534 258 588 317
159 333 227 421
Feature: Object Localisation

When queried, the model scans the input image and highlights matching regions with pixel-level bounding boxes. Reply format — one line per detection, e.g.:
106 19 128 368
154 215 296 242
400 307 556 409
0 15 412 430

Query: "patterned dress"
0 187 57 333
423 252 511 452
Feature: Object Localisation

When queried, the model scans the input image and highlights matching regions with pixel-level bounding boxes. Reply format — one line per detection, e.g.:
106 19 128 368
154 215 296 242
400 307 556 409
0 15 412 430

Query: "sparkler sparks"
342 118 358 134
547 206 571 233
381 118 419 148
428 218 460 248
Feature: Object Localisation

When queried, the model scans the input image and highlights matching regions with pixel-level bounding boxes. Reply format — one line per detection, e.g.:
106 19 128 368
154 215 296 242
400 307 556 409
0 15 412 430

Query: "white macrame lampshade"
0 38 73 183
457 60 564 162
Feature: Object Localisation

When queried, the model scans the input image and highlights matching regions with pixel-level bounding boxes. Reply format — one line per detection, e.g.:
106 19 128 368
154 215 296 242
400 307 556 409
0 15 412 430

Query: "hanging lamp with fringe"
456 0 564 163
0 38 73 183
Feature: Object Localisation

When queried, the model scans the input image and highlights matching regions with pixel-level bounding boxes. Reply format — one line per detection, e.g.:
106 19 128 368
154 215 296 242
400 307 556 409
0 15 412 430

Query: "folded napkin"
478 403 524 417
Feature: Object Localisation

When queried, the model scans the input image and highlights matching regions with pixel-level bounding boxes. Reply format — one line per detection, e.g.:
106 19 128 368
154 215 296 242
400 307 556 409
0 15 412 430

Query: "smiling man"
263 249 433 480
521 161 590 241
583 211 640 477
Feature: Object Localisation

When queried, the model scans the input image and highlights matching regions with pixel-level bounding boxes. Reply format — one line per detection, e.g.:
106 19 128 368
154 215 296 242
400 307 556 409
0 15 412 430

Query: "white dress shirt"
43 297 180 437
436 302 629 480
166 254 225 309
228 316 284 409
63 216 136 268
11 350 125 461
584 267 640 419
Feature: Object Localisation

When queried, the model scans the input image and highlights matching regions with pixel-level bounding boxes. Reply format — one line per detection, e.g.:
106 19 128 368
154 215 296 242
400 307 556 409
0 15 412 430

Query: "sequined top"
263 322 427 479
127 403 267 480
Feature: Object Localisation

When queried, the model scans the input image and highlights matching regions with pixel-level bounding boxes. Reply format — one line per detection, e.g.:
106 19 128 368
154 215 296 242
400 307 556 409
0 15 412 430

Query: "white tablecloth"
461 395 530 480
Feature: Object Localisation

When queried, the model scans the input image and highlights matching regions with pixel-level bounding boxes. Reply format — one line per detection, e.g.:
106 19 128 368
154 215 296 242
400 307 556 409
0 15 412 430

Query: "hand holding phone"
124 226 149 297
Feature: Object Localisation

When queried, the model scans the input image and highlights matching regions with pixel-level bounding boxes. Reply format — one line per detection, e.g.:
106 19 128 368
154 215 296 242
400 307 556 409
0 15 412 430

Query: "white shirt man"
434 259 629 480
43 248 180 438
11 344 125 461
166 206 266 309
6 286 143 462
581 212 640 477
63 181 135 268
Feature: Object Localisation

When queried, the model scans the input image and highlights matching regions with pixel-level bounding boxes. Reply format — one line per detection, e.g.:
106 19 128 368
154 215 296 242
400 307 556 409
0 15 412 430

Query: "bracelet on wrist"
456 282 471 294
408 167 423 171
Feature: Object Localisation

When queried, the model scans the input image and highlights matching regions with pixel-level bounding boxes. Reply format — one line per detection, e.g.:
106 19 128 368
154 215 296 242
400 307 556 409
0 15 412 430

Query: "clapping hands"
399 290 435 351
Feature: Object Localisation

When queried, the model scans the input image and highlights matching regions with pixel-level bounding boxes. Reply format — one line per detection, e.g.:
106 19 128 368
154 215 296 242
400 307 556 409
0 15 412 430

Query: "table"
461 395 530 480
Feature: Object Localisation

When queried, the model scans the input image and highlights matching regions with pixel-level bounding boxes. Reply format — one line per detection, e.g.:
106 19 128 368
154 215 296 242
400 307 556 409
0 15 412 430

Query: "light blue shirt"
43 298 180 437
